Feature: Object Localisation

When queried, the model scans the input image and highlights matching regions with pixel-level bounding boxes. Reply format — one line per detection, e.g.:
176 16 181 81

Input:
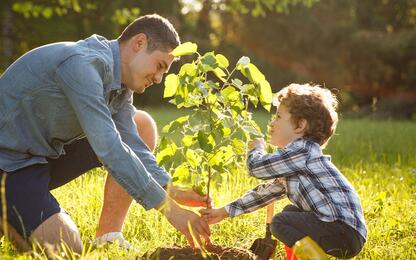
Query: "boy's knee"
30 212 83 254
133 110 158 151
270 214 284 236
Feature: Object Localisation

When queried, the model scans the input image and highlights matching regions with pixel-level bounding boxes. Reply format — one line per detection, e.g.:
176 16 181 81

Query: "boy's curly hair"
273 83 339 147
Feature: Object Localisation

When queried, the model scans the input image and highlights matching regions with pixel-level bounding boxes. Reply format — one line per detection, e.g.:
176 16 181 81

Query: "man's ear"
295 118 308 134
131 33 148 53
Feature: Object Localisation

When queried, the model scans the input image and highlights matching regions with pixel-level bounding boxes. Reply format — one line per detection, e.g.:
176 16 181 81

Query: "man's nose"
154 73 163 84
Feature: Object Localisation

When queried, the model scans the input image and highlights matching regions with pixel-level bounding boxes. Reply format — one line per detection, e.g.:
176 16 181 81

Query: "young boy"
200 83 366 258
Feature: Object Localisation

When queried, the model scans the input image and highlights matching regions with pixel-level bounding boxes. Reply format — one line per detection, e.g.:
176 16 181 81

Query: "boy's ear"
295 118 308 134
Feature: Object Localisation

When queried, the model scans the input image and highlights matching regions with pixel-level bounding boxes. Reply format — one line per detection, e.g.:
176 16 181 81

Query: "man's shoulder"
76 34 115 63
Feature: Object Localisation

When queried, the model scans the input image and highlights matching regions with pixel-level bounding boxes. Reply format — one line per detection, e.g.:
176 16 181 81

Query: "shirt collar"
289 137 323 157
109 39 124 91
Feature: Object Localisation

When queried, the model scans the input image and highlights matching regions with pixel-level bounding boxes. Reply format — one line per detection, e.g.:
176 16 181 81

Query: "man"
0 14 211 253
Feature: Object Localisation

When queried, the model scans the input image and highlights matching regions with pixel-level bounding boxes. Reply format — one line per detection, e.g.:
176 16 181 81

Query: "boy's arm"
246 143 309 180
224 179 286 217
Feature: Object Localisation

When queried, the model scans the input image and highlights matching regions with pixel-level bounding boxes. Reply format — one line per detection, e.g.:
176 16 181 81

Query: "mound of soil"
142 244 258 259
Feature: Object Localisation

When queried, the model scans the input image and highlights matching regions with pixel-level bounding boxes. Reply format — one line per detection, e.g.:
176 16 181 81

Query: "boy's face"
269 104 304 148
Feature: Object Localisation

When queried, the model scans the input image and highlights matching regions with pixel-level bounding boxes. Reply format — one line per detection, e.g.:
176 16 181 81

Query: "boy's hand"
199 207 229 225
168 185 213 208
249 138 266 150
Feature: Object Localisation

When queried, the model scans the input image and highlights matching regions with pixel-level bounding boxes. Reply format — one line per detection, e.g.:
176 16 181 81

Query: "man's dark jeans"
0 138 101 238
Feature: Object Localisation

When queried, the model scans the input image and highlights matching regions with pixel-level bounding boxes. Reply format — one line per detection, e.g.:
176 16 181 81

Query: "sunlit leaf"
164 74 179 98
173 163 190 184
186 149 202 168
259 80 272 111
156 143 177 165
179 63 197 76
213 67 226 82
171 42 198 57
216 54 229 68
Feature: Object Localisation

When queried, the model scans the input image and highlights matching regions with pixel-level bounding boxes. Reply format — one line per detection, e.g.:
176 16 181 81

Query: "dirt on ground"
142 244 258 259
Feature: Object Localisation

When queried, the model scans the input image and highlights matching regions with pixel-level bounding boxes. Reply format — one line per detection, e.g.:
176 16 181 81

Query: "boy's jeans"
271 204 365 258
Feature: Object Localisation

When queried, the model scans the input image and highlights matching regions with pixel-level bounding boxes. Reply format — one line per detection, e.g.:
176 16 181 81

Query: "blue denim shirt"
0 34 171 210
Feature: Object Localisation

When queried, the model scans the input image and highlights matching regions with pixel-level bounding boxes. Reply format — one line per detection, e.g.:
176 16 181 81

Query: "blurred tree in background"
1 0 415 118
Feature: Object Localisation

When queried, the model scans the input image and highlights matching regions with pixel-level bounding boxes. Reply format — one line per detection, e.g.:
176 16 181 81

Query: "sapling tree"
156 42 272 207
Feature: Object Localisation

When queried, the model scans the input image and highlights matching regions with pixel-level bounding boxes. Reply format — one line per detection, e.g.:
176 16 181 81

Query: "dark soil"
142 244 258 259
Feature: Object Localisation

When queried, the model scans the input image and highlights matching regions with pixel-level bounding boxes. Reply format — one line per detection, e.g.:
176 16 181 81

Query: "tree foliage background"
1 0 415 118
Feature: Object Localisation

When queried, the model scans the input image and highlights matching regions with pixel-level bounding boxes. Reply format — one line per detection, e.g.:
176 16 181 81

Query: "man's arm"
56 56 211 248
55 55 166 210
112 97 171 187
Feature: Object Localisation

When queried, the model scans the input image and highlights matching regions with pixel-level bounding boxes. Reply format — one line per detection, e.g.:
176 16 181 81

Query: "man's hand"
249 138 267 150
199 207 229 225
159 198 211 248
168 185 213 208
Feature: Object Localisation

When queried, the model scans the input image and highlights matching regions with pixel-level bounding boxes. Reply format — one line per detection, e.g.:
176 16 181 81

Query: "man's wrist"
156 196 178 217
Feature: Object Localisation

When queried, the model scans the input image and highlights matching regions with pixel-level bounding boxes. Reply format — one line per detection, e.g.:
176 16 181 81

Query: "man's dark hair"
118 14 180 52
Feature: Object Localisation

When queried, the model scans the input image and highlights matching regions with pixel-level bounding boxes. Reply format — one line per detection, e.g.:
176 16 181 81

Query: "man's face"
125 46 174 94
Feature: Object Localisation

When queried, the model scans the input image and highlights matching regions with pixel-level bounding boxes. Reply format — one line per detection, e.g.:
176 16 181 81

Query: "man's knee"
134 110 158 151
30 212 83 254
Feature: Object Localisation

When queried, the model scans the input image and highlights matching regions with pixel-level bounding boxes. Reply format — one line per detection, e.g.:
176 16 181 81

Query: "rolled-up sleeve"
112 95 172 188
55 55 166 210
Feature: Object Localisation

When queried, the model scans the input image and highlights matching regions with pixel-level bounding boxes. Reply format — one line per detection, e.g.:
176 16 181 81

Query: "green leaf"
164 74 179 98
156 143 177 165
179 63 197 76
182 135 194 147
221 127 232 137
193 184 205 196
221 86 239 101
173 163 190 184
197 131 215 152
231 78 243 88
171 42 198 57
232 139 246 155
162 115 189 133
200 53 218 72
209 146 235 167
186 149 202 168
216 54 229 68
259 80 272 111
244 64 265 84
213 67 226 82
237 56 250 66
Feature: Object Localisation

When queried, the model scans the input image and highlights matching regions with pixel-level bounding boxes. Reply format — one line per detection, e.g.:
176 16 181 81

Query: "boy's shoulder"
286 138 322 157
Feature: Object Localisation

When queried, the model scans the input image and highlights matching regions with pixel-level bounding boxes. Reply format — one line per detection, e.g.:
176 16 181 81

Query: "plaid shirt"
225 138 367 240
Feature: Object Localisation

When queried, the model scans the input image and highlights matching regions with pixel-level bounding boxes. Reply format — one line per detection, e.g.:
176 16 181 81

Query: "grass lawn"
1 107 415 259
